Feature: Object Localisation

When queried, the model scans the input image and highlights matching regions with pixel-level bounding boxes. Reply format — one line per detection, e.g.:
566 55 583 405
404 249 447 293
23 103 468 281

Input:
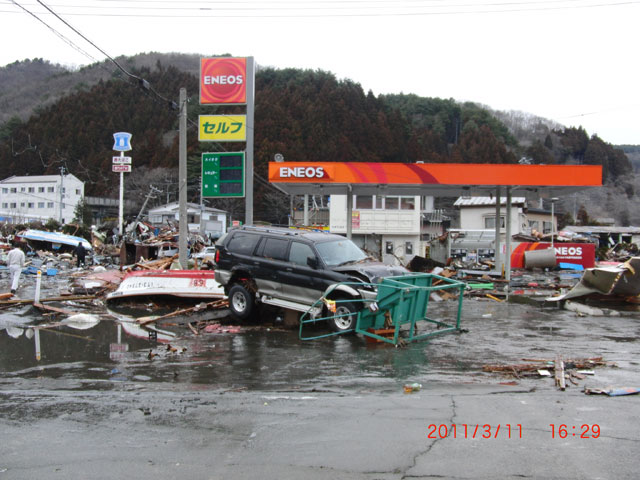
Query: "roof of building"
454 196 527 207
0 174 82 184
563 226 640 234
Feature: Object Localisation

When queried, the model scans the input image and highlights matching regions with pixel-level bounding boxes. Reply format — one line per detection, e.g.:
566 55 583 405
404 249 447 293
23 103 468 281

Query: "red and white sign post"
112 133 132 237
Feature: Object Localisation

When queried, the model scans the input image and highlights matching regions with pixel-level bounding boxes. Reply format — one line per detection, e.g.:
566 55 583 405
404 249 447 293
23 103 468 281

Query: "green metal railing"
299 273 466 345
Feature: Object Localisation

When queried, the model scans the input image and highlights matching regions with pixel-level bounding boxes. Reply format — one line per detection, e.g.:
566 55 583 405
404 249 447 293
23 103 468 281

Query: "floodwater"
2 266 639 394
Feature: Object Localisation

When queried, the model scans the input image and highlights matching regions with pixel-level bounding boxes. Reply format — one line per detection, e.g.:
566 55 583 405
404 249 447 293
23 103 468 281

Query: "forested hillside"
0 55 637 225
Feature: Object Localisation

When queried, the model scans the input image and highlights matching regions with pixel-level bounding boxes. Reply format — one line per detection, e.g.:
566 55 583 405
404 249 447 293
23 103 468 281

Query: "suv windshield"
315 238 367 267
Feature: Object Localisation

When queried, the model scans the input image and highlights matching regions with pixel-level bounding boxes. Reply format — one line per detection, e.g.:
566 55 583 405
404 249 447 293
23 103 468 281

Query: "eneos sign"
278 166 327 179
511 242 595 269
200 57 247 104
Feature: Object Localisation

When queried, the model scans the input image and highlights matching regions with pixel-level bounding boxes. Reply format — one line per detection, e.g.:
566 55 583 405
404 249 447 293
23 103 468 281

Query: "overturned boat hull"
106 270 225 301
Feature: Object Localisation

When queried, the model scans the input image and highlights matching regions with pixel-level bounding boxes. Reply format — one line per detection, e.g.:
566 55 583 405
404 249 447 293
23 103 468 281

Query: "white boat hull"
107 270 225 301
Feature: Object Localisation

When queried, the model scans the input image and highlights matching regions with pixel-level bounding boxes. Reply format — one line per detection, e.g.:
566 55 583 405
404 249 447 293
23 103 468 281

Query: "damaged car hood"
332 262 409 284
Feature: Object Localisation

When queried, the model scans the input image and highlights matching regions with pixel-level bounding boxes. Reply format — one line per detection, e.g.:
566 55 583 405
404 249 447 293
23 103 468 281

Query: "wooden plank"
555 354 566 390
0 295 97 306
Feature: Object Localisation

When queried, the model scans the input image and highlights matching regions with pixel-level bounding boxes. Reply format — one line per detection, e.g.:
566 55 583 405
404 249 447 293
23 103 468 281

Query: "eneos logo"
279 166 326 179
555 246 583 256
200 57 247 104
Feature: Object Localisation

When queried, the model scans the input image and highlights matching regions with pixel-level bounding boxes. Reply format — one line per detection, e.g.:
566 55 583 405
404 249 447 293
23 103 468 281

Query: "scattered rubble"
483 356 616 391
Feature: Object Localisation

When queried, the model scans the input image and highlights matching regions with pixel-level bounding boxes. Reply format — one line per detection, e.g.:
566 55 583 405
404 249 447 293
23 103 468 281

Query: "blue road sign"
113 132 132 151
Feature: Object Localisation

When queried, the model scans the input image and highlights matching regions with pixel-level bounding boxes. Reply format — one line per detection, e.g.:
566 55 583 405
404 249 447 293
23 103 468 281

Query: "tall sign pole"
245 56 255 225
199 56 254 226
179 88 188 269
112 132 132 238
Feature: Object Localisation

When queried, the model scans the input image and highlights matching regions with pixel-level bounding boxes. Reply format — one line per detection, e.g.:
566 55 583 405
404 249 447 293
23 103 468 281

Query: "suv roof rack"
236 225 331 236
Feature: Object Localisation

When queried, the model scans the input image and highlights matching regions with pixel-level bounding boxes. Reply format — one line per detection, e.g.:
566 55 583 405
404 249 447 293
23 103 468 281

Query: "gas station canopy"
268 162 602 197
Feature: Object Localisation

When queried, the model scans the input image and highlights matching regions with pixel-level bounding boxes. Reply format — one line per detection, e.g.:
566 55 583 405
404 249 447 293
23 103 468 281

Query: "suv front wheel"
228 284 255 320
328 300 359 332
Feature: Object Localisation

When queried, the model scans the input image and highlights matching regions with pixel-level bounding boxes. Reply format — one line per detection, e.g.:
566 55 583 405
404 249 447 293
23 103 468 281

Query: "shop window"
355 195 373 209
400 197 415 210
385 197 399 209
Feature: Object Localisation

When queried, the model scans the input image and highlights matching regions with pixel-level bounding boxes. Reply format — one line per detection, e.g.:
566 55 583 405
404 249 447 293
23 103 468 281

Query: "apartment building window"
48 187 54 193
20 187 25 192
75 188 81 195
10 188 16 193
1 203 7 208
47 202 54 208
20 202 25 207
1 188 7 194
38 202 45 208
38 187 45 193
28 187 34 193
27 202 34 208
10 203 17 208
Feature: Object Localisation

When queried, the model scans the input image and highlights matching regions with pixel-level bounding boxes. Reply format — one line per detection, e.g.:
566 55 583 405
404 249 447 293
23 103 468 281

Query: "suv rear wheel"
228 284 255 320
328 300 358 332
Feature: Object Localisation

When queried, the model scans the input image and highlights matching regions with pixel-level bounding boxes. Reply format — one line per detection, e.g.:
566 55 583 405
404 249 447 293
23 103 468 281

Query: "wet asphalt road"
1 270 640 479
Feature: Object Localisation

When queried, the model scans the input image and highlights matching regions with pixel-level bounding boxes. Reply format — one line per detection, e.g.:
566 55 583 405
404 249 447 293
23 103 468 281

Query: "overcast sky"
2 0 638 145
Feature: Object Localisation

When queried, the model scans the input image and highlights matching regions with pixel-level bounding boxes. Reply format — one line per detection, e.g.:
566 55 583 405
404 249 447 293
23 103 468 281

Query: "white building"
0 173 84 224
330 194 430 265
148 202 228 237
454 196 557 238
454 196 528 237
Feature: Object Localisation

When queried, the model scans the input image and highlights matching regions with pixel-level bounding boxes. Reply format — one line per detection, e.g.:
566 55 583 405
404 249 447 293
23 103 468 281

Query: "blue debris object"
559 262 584 271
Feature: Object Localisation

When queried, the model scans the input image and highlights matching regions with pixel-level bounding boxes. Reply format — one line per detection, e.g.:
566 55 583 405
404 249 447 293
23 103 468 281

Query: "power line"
12 0 179 109
9 0 100 64
3 0 637 18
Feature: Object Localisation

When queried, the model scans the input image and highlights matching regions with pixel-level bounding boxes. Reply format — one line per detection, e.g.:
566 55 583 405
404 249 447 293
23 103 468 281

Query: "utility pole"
178 88 188 269
59 166 65 223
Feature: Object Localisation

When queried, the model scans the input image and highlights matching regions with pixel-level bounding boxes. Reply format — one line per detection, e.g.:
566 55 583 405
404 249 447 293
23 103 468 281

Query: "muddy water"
2 289 639 395
2 268 640 394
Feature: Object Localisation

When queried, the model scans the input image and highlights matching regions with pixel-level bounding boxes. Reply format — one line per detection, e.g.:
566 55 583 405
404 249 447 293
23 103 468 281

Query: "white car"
192 246 216 263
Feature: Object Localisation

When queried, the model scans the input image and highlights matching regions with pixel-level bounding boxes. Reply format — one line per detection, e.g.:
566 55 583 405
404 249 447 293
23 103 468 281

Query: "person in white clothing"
7 242 26 295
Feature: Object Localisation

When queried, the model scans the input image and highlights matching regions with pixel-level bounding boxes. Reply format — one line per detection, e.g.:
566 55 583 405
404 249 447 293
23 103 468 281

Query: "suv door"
279 240 325 305
252 235 290 299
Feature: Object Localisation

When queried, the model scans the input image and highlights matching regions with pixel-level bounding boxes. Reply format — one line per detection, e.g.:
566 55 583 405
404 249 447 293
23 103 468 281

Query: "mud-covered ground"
1 268 639 479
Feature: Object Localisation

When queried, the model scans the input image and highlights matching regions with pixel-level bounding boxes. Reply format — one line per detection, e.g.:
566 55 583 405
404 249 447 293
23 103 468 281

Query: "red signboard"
112 164 131 173
200 57 247 105
511 242 595 269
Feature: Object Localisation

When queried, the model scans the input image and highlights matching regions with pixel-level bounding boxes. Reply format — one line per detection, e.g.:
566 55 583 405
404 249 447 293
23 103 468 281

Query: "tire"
328 300 359 332
228 284 254 320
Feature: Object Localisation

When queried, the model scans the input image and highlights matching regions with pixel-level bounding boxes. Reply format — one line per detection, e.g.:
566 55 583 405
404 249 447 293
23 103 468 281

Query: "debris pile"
483 355 615 391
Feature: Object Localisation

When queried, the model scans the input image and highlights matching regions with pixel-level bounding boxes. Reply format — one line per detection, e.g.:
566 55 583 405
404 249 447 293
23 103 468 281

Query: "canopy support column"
505 187 513 297
494 186 502 276
346 185 353 239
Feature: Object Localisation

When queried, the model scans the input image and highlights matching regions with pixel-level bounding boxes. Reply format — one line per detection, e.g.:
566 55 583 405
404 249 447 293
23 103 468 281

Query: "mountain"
0 53 637 226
